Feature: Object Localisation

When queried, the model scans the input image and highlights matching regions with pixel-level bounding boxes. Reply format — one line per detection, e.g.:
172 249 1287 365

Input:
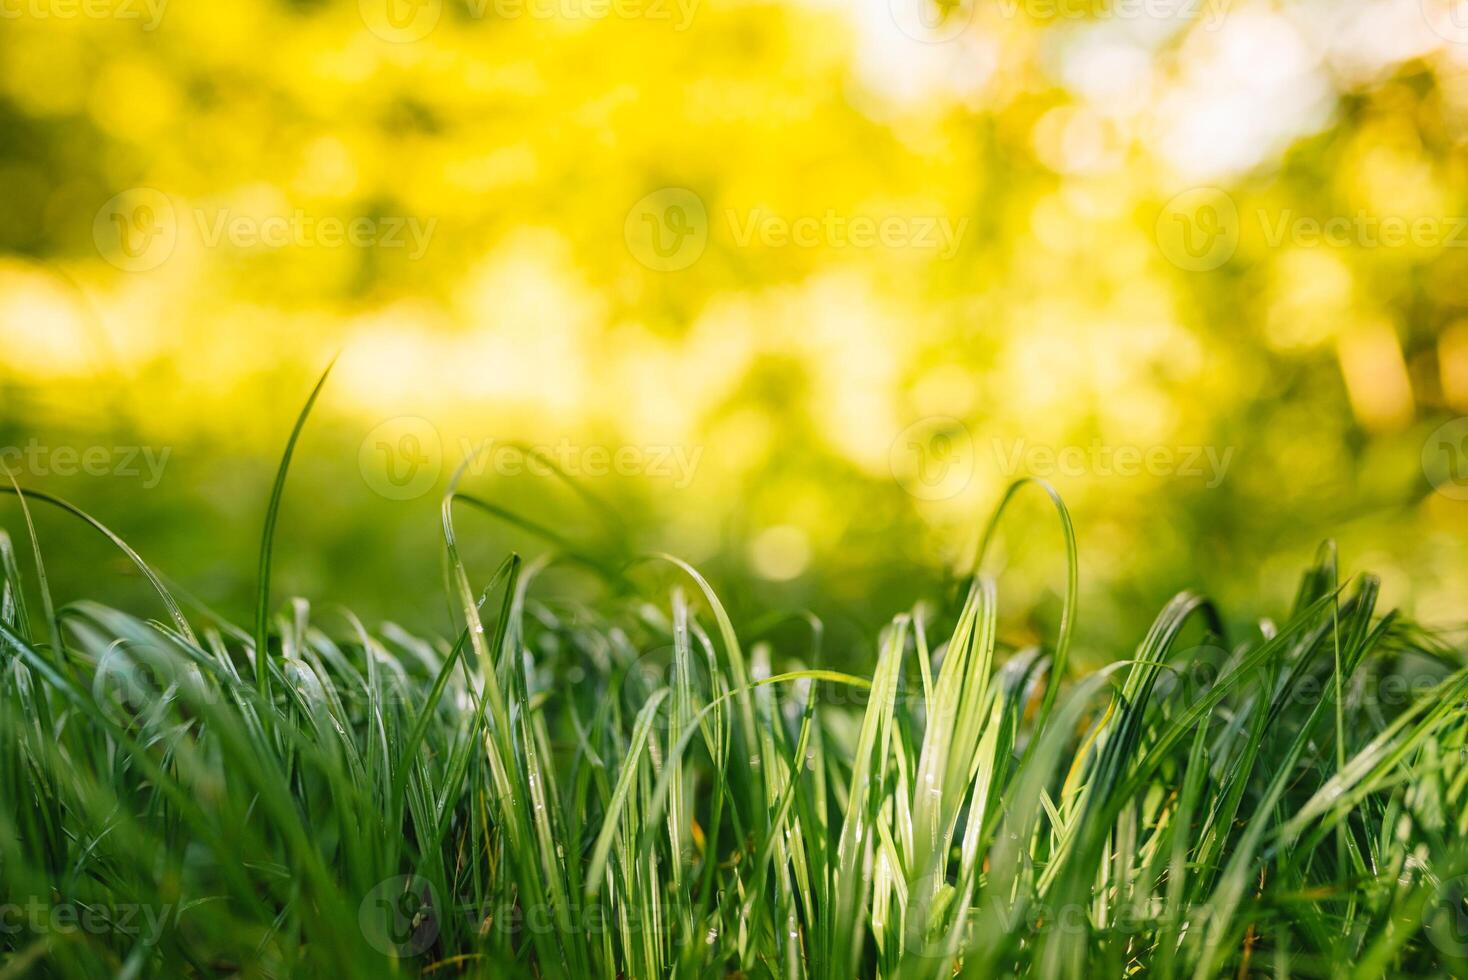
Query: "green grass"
2 380 1468 978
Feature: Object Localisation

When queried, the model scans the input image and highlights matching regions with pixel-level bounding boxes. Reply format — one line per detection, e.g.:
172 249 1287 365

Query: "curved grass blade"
253 358 335 699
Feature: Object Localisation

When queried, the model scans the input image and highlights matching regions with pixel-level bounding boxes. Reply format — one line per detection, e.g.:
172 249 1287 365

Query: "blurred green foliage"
3 0 1468 661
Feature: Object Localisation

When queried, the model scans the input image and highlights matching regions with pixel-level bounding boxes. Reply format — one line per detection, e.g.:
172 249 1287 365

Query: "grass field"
3 377 1468 979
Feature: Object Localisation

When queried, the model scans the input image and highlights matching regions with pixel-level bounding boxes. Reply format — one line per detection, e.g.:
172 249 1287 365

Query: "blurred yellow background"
3 0 1468 658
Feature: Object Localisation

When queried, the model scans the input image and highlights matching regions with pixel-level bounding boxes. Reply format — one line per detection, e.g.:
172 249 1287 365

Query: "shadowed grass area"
2 382 1467 978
